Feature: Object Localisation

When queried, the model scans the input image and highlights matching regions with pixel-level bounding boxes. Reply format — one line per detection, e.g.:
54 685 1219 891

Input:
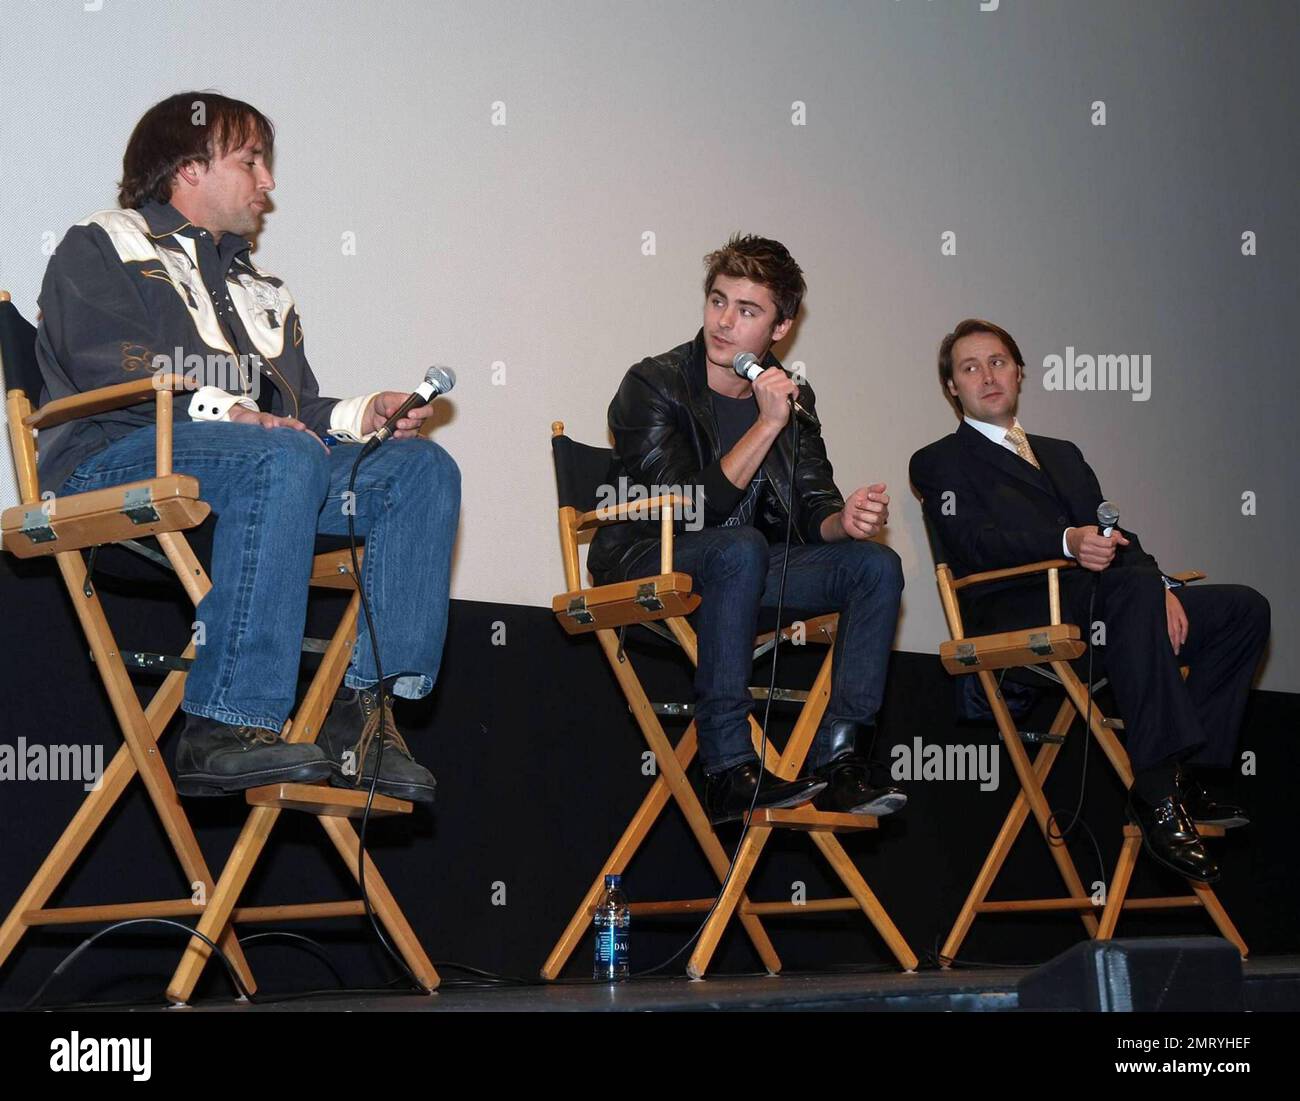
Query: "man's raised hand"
751 366 799 429
839 483 889 540
363 390 437 439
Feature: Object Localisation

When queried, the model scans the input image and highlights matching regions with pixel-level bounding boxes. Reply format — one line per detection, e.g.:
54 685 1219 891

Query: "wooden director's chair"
541 422 917 979
919 513 1246 964
0 291 438 1003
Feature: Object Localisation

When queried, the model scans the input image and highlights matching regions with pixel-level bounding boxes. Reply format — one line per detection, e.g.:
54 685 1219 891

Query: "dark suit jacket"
909 421 1161 632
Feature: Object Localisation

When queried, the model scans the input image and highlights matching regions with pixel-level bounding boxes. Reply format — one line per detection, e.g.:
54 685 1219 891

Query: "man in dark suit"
909 318 1269 882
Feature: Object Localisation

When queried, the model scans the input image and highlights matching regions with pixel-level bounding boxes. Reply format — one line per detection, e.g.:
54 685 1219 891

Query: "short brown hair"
118 91 275 209
703 234 806 324
937 318 1025 416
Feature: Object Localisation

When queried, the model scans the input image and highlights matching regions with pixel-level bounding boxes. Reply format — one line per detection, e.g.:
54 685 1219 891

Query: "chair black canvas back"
0 298 43 404
550 431 615 514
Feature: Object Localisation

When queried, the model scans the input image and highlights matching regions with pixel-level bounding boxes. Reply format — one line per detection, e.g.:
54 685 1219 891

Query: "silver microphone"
732 352 819 425
1096 500 1120 538
362 365 456 454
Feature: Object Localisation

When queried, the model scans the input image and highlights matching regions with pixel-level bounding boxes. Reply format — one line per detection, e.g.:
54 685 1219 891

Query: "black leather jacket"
588 331 845 582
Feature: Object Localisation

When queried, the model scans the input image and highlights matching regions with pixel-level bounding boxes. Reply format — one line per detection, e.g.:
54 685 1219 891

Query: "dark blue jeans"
61 421 460 733
625 526 903 773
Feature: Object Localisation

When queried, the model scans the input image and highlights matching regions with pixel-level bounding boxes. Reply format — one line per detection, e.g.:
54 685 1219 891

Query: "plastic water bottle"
593 873 630 980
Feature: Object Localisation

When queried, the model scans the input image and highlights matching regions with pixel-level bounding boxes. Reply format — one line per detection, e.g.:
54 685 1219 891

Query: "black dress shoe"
813 753 907 817
1177 768 1249 829
1126 790 1220 882
808 720 906 817
703 761 826 825
175 715 331 796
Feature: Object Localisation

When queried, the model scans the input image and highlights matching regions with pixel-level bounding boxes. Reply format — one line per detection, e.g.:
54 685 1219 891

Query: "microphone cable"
345 446 425 991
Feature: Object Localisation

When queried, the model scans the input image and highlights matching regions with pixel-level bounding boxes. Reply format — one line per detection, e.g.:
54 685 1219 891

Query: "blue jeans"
625 527 904 773
61 421 460 733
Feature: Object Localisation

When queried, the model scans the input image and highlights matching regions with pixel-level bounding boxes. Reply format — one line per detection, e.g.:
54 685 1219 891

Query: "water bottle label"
595 924 629 967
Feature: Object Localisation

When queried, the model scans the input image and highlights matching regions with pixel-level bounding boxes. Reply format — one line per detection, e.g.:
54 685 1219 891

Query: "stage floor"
152 954 1300 1013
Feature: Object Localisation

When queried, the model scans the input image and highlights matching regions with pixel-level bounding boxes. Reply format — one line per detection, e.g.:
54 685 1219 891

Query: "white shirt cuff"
189 386 257 422
328 392 383 443
1062 528 1075 558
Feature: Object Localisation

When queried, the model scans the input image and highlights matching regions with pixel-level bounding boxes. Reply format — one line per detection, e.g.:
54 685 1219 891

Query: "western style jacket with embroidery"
34 200 340 493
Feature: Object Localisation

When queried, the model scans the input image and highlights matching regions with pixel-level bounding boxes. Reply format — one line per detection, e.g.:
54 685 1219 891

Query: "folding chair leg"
941 695 1095 964
811 831 919 970
1192 881 1248 957
167 803 280 1004
688 821 775 979
1051 660 1135 787
317 816 440 991
1096 833 1140 939
986 676 1099 930
685 648 833 978
541 625 782 979
5 551 257 994
541 728 781 977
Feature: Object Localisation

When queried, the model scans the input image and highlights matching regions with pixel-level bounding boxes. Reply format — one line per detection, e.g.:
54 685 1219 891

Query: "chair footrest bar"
756 807 878 832
245 783 412 818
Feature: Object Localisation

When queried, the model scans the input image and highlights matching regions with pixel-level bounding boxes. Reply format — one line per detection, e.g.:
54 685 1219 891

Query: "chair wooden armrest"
24 373 192 430
574 494 692 531
948 558 1076 591
565 495 685 577
937 558 1075 637
1168 570 1206 584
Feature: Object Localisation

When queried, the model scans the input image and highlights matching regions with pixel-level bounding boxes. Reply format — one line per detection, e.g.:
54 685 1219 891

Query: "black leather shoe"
808 720 906 817
318 687 436 806
1126 790 1220 882
813 753 907 817
703 761 826 825
1177 768 1249 829
175 715 331 796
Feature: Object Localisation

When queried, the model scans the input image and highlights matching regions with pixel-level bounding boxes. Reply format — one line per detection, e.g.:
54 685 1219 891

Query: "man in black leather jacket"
590 235 906 824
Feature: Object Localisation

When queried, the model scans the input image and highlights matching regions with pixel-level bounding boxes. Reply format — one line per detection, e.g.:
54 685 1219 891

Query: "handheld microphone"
361 365 456 456
732 352 819 426
1096 500 1120 538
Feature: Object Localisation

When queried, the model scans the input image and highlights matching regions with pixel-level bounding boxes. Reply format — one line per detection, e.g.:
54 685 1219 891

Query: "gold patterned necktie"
1004 424 1040 470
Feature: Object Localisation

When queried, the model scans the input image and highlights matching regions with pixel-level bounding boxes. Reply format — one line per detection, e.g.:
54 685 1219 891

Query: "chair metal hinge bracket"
91 649 192 673
565 595 595 626
20 507 56 545
634 582 663 612
121 486 161 525
953 642 979 667
1027 631 1054 657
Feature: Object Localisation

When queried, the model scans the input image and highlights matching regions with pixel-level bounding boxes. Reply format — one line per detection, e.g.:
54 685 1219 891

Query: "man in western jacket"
909 318 1269 881
36 92 460 804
